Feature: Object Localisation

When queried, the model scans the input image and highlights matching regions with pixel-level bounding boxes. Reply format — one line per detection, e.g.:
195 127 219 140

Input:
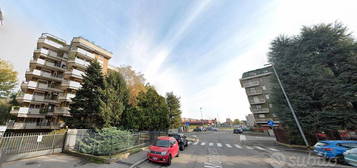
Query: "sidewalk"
1 150 149 168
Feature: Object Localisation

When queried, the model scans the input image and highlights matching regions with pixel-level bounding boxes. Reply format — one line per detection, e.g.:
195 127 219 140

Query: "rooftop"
241 65 272 79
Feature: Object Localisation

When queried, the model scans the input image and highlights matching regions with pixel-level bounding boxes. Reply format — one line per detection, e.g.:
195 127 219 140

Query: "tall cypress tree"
166 92 182 129
66 60 105 129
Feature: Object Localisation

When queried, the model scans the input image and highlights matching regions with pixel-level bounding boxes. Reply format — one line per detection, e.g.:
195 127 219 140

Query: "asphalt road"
137 130 351 168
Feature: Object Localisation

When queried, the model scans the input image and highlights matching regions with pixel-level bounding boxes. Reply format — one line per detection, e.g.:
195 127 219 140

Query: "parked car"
193 127 202 132
233 128 243 134
313 140 357 162
344 148 357 167
168 133 188 151
207 127 218 131
147 136 179 166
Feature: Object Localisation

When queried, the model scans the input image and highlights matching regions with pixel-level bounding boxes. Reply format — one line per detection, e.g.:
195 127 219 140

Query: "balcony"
54 107 71 116
26 69 63 81
16 94 58 103
75 47 95 60
250 108 270 114
21 81 62 92
10 107 40 115
59 93 76 102
64 69 85 79
35 48 68 60
68 57 90 70
61 80 82 90
242 81 259 88
249 99 266 105
247 90 263 96
38 38 65 50
30 58 66 71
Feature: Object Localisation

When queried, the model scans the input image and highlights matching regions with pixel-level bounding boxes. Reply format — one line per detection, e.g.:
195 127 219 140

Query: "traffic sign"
267 120 275 127
185 122 190 126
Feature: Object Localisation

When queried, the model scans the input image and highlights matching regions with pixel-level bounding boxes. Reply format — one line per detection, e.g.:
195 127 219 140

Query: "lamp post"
200 107 203 126
266 64 309 147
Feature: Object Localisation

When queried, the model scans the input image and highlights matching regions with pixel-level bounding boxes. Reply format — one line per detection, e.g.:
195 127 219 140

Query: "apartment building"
240 65 279 128
8 33 112 130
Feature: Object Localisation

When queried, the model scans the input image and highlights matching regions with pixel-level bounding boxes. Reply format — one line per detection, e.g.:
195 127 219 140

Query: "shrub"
78 127 135 156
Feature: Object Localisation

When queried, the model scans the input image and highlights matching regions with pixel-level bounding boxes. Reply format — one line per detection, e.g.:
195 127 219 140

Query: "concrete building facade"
245 114 255 127
8 33 112 130
240 65 279 128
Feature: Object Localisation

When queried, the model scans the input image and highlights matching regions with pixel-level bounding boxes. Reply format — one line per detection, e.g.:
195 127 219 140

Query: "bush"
78 127 135 156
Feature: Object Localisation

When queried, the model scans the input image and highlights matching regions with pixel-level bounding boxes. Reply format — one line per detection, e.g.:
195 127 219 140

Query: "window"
259 114 265 118
269 104 273 108
256 105 262 109
265 95 270 99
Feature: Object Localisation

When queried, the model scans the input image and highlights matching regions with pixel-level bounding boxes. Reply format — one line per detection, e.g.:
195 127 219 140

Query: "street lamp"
200 107 203 126
265 63 309 147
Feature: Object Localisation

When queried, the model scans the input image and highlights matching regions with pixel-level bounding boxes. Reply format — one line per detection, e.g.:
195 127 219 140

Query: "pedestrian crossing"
188 141 280 152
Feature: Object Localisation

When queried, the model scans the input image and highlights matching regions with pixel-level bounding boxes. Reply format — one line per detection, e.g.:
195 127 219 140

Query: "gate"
0 133 65 162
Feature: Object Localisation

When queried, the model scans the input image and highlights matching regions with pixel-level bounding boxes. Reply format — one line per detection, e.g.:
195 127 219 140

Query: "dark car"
193 127 202 132
168 133 188 151
233 128 243 134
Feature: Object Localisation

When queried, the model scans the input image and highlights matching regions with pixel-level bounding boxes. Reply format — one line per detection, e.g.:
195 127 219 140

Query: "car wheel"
185 142 188 147
166 155 172 166
180 144 185 151
336 155 346 164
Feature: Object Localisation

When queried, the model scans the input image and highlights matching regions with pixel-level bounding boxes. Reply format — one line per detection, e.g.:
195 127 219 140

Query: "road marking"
201 142 206 146
240 135 247 141
254 146 266 151
268 147 279 152
209 142 214 146
217 143 222 147
234 144 242 149
225 144 232 148
193 141 199 145
246 146 253 150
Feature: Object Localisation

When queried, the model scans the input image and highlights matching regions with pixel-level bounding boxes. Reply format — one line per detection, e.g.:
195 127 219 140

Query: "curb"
129 158 147 168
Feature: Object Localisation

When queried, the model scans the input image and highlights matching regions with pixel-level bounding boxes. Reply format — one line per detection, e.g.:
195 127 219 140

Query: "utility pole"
0 8 3 25
267 64 309 147
200 107 203 126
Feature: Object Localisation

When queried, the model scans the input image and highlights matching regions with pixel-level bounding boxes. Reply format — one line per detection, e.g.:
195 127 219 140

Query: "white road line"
240 135 247 141
201 142 206 146
225 144 232 148
234 144 242 149
193 141 199 145
269 147 279 152
217 143 222 147
246 146 253 150
255 146 266 151
209 142 214 146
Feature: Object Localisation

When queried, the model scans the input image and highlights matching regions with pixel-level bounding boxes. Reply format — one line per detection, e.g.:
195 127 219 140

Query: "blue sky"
1 0 357 121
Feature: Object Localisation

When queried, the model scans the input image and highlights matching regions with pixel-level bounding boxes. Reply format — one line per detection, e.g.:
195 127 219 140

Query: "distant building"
8 33 112 130
240 65 279 128
225 118 232 126
181 118 216 126
245 114 255 127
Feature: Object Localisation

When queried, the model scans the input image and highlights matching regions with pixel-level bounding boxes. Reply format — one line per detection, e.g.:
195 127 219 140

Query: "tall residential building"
245 114 255 127
8 33 112 130
240 65 279 128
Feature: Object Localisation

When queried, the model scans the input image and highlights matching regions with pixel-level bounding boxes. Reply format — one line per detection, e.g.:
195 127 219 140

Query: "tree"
66 60 105 129
166 92 182 129
99 71 129 127
115 66 147 105
268 23 357 144
233 119 240 125
135 85 169 131
0 59 17 97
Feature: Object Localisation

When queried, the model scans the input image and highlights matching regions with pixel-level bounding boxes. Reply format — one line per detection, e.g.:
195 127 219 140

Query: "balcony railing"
35 48 67 60
61 80 82 90
243 81 259 88
21 81 62 92
59 93 75 101
247 90 263 96
249 99 266 105
38 38 65 49
10 107 40 115
54 107 70 115
26 69 63 81
250 108 270 114
6 122 62 129
65 69 85 79
76 48 95 59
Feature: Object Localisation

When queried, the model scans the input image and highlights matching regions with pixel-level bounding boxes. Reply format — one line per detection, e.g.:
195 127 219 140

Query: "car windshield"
155 140 170 147
340 143 357 148
315 142 328 147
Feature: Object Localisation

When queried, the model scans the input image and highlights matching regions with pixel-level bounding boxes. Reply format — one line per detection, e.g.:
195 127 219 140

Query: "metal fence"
64 130 167 157
0 133 65 162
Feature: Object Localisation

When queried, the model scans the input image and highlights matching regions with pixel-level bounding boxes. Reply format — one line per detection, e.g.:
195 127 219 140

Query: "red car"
147 136 180 165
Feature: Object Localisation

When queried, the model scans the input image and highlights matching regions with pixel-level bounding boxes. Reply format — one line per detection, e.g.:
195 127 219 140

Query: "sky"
1 0 357 122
